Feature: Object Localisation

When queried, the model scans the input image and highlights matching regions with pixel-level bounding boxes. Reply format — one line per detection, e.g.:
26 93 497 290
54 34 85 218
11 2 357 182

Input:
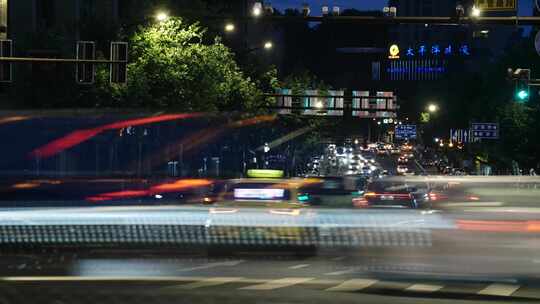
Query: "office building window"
36 0 55 29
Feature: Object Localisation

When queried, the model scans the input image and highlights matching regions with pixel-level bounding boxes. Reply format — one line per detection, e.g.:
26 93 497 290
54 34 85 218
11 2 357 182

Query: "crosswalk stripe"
239 277 314 290
289 264 310 269
478 283 520 296
175 277 242 290
325 268 355 276
406 284 443 292
325 279 377 292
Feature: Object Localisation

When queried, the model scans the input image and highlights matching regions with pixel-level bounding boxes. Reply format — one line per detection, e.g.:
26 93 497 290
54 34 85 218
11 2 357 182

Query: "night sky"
272 0 533 16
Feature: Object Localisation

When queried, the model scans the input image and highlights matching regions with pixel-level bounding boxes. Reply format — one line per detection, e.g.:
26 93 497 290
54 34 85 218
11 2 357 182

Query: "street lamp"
470 5 481 18
252 2 263 17
155 11 169 22
224 23 235 32
427 103 438 113
263 41 273 50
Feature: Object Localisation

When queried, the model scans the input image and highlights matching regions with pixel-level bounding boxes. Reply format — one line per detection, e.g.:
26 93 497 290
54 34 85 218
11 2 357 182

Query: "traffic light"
110 42 128 84
0 40 12 83
511 68 531 103
76 41 95 84
516 88 529 101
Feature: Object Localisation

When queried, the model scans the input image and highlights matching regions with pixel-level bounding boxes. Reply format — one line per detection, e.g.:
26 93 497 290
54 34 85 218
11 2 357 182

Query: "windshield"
1 1 540 304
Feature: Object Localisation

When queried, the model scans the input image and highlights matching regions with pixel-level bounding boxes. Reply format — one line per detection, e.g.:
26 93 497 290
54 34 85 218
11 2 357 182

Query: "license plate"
380 195 394 200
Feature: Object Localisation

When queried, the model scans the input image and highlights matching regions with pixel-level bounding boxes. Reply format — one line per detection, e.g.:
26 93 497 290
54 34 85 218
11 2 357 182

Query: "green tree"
97 17 262 112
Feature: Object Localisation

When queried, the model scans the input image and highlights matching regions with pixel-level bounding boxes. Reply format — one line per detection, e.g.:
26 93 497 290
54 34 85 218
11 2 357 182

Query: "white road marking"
1 276 207 282
463 207 540 213
325 279 377 292
239 277 314 290
325 268 356 276
177 260 244 272
445 202 504 207
174 277 242 289
289 264 310 269
478 283 520 297
406 284 443 292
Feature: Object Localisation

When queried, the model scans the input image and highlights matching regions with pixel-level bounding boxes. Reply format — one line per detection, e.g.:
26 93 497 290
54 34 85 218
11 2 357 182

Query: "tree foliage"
99 18 261 111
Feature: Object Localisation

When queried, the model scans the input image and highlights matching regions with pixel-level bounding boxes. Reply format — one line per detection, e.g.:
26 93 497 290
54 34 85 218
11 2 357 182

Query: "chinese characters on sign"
395 124 417 139
471 123 499 139
389 44 471 59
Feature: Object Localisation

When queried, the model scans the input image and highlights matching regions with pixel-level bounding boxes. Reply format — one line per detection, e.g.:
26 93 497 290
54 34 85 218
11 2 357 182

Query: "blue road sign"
395 124 417 139
471 123 499 139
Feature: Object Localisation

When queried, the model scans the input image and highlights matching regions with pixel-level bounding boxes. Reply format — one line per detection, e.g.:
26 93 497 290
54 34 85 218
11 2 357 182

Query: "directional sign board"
471 123 499 139
474 0 516 11
395 124 417 139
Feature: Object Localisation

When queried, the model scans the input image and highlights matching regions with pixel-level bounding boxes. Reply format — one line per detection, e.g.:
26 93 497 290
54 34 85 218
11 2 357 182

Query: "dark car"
353 181 432 209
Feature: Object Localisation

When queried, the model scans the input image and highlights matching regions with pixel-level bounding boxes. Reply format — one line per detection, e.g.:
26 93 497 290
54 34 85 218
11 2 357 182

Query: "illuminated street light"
263 41 273 50
354 139 359 145
439 142 444 147
377 121 382 125
252 2 263 17
448 142 454 148
471 5 481 18
434 137 440 143
224 23 235 32
155 11 169 22
427 103 438 113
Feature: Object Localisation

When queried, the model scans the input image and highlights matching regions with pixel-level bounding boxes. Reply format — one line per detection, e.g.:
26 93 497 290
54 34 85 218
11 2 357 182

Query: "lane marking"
332 256 346 261
478 283 520 297
177 260 244 272
289 264 310 269
239 277 314 290
174 277 242 290
325 279 377 292
406 284 443 292
445 202 503 207
325 268 356 276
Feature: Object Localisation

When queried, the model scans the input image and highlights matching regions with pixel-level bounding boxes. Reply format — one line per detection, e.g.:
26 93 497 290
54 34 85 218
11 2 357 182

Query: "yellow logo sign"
388 44 400 59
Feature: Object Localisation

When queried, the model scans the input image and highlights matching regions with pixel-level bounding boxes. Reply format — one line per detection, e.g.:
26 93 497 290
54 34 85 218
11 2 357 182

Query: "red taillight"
352 197 369 208
429 193 438 201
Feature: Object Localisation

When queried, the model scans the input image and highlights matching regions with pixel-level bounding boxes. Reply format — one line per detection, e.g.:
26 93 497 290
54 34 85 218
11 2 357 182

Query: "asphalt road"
1 254 539 304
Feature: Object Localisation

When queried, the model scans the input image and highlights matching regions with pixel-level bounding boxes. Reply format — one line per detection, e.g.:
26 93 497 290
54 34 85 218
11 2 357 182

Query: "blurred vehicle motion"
353 179 432 209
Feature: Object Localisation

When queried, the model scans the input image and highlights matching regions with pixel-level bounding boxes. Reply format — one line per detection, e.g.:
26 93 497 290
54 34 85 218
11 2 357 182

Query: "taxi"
208 169 317 208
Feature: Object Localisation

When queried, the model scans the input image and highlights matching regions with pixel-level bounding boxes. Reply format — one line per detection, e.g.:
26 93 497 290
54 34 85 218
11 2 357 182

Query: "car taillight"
364 192 377 197
352 197 369 208
429 193 438 201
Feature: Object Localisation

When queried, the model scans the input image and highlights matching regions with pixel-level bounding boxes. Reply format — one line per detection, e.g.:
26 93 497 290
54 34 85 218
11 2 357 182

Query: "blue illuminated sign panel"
396 44 471 59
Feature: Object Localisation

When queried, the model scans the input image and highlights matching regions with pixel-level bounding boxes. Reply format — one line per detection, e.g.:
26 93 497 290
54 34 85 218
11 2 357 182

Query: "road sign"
474 0 516 11
471 123 499 139
451 129 470 143
395 124 417 139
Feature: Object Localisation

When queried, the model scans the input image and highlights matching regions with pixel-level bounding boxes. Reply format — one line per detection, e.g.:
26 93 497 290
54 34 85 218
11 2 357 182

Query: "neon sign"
390 44 471 59
388 44 400 59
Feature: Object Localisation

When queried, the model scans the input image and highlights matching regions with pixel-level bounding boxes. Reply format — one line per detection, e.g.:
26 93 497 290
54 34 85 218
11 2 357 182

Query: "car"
397 156 408 164
353 181 432 209
396 165 409 175
376 149 388 156
390 148 401 155
403 152 414 159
